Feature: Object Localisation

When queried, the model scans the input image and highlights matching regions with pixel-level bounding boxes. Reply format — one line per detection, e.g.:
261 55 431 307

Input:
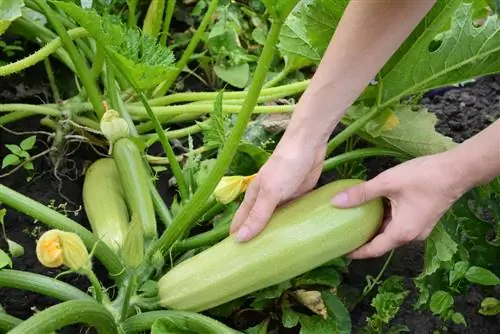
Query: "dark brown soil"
1 47 499 333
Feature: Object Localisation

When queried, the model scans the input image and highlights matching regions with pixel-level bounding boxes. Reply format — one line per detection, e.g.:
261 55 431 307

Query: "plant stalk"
34 0 105 118
0 269 92 301
7 300 118 334
322 148 407 172
153 0 220 97
146 19 284 258
0 313 22 332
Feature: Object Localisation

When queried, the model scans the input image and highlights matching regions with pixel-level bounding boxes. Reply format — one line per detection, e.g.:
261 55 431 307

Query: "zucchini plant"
0 0 499 332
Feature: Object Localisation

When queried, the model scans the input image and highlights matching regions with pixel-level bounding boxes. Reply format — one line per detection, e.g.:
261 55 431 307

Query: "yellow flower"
36 229 91 271
214 174 256 204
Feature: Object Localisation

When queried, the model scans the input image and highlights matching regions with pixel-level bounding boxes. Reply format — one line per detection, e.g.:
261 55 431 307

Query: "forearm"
446 119 500 191
285 0 437 145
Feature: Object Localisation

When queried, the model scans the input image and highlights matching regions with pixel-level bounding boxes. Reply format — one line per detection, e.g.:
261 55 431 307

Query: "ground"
1 57 499 333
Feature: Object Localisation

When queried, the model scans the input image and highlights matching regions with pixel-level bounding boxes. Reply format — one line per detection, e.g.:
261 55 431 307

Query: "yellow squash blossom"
214 174 256 204
36 229 91 271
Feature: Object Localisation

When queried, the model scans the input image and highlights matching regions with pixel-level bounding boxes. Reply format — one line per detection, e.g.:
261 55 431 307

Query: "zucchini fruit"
112 138 157 241
83 158 129 252
158 179 384 312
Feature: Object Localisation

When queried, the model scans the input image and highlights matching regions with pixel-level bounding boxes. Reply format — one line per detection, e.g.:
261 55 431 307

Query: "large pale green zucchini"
83 158 129 252
158 179 384 312
112 138 157 241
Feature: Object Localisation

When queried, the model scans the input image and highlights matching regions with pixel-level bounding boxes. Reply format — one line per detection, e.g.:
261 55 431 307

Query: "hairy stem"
173 215 231 252
0 111 38 126
153 0 220 97
0 104 61 117
322 148 407 172
34 0 104 118
0 313 22 332
146 19 284 258
144 120 207 147
146 80 308 106
120 272 136 321
0 185 125 279
44 58 61 102
0 269 92 301
263 68 290 88
0 28 87 76
159 0 176 46
326 107 380 155
122 310 242 333
7 300 118 334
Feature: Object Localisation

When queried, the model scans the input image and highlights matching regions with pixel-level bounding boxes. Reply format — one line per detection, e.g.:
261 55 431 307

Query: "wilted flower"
36 229 91 271
100 109 129 144
214 174 256 204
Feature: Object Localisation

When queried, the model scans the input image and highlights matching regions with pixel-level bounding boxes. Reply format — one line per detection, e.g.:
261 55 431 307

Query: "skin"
229 0 500 259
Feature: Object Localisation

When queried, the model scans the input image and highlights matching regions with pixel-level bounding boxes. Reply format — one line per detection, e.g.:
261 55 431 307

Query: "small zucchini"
83 158 129 252
112 138 157 241
158 179 383 312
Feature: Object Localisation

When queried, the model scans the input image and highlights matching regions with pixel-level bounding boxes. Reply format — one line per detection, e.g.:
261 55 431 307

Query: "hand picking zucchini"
158 179 384 312
83 158 129 252
112 137 157 241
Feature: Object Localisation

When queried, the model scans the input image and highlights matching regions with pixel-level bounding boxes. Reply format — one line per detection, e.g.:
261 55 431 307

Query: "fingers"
230 178 260 234
347 224 403 259
230 180 281 242
331 177 388 208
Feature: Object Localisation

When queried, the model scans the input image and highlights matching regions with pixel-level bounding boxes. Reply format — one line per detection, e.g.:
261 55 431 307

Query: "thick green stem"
0 185 125 280
152 0 220 97
146 19 284 258
85 270 105 303
44 58 61 102
0 104 61 117
7 300 118 334
121 310 242 333
146 80 309 106
0 269 92 301
0 111 37 125
0 313 22 332
128 103 294 121
119 272 136 321
173 216 231 252
326 107 380 155
91 48 106 83
144 120 207 147
322 148 407 173
34 0 104 118
159 0 176 45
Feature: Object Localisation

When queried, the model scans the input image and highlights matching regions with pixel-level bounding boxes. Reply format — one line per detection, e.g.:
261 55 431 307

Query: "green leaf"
278 0 348 63
24 162 34 171
465 266 500 285
449 261 469 285
421 223 458 277
0 0 25 35
1 154 20 169
54 1 175 90
347 104 456 157
378 1 500 105
20 135 36 150
281 300 300 328
251 280 292 309
5 144 21 155
479 297 500 316
244 320 269 334
298 314 337 334
321 290 351 334
7 239 23 257
293 266 341 288
429 291 454 315
0 249 12 269
202 92 228 149
451 312 467 326
151 318 197 333
213 64 249 88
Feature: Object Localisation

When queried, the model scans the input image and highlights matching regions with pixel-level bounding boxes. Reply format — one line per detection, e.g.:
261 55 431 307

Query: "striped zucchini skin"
112 138 157 240
158 179 384 312
83 158 129 252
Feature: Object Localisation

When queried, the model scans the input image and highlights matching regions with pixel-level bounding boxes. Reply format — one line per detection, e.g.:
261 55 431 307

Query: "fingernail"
332 192 348 206
235 225 250 242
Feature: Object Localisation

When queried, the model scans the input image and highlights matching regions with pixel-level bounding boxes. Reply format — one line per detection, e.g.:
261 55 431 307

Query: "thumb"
331 178 387 208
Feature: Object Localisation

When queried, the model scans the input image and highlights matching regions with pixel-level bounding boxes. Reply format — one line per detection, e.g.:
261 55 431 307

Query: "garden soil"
1 58 499 333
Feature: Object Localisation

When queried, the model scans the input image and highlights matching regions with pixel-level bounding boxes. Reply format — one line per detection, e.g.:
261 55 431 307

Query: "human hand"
331 152 469 259
230 136 327 242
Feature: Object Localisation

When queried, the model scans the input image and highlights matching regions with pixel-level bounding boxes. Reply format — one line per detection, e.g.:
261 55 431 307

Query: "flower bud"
100 109 129 144
214 174 256 204
36 229 91 271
